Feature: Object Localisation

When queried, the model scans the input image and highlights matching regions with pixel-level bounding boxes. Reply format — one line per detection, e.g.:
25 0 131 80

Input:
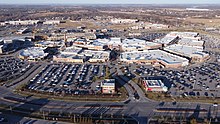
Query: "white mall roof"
122 38 160 48
154 37 176 44
20 47 48 58
108 37 121 45
61 46 82 55
80 50 110 59
120 50 189 65
167 32 199 38
122 38 146 44
178 38 204 47
164 44 208 58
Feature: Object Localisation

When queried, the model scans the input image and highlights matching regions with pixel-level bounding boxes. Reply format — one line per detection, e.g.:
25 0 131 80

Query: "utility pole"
9 106 12 113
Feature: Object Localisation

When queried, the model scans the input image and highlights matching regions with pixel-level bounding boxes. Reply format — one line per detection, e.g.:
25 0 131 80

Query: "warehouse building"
111 18 138 24
4 20 40 25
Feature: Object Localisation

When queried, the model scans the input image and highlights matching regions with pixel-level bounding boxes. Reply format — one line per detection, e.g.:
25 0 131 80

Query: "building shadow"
189 104 201 119
2 96 49 123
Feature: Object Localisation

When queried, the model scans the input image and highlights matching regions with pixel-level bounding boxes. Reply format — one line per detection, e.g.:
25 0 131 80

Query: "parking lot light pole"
9 106 12 113
193 78 197 90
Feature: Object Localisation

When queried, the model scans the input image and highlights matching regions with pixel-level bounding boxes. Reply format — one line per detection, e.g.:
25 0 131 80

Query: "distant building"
43 20 60 25
111 19 138 24
101 79 115 94
4 20 40 25
128 32 141 36
130 26 144 30
74 39 88 45
16 28 29 34
141 78 168 92
144 23 169 29
186 8 210 11
64 33 96 40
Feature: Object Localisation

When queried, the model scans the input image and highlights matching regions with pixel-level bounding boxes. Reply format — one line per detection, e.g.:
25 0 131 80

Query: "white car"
0 117 4 122
213 103 218 107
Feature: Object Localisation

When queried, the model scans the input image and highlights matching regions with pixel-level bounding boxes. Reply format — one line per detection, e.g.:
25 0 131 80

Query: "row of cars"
26 64 106 95
121 66 135 79
0 113 6 123
140 33 166 41
0 56 31 83
131 62 220 98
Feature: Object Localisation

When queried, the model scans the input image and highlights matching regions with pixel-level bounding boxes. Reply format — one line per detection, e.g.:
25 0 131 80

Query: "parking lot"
0 56 31 83
125 62 220 98
25 63 112 96
140 33 166 41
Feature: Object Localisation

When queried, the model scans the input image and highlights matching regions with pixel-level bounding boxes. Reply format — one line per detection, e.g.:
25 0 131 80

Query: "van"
183 92 188 97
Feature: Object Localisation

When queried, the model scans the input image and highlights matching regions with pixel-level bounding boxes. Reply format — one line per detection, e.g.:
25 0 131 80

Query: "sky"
0 0 220 5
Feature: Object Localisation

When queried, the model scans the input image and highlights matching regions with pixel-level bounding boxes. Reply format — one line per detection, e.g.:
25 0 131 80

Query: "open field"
185 18 220 27
57 20 100 29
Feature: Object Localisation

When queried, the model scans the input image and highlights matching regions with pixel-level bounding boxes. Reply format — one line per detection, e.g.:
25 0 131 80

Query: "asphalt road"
0 84 219 124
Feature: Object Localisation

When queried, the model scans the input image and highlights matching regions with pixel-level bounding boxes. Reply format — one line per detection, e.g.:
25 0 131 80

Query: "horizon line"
1 3 220 5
